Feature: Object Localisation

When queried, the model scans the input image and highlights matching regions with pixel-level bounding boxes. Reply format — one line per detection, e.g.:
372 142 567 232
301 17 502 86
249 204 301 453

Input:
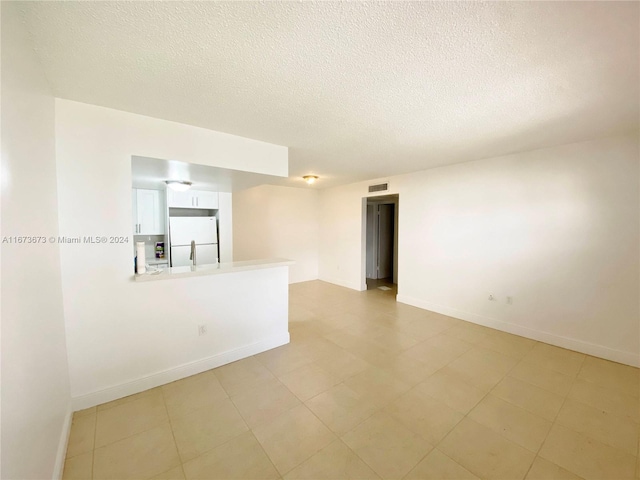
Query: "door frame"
361 193 399 291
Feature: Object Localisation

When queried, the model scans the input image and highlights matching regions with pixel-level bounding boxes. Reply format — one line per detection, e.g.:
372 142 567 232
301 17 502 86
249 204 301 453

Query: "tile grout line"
340 300 490 478
550 352 640 457
429 345 553 479
158 385 186 479
248 344 359 478
91 411 97 480
304 379 382 437
88 392 176 458
285 311 432 478
247 429 282 479
376 340 502 480
430 352 524 479
486 381 559 424
505 358 577 398
224 372 316 477
228 375 302 431
163 375 267 478
493 345 562 478
521 354 586 480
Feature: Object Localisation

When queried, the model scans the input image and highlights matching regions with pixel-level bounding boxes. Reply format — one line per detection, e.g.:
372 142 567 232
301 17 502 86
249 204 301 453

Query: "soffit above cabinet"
131 155 285 192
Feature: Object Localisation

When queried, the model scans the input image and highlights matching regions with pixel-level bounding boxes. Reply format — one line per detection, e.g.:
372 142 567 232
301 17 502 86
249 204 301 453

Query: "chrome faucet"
189 240 197 265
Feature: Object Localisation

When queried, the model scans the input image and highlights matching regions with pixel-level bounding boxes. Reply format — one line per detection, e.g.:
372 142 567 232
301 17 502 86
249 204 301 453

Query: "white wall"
54 99 289 404
233 185 319 283
1 4 72 478
319 134 640 366
218 192 233 262
319 184 370 290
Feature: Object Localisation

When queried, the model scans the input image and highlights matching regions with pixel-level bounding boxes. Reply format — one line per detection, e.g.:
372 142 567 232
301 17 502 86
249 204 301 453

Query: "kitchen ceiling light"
165 180 193 192
303 175 319 185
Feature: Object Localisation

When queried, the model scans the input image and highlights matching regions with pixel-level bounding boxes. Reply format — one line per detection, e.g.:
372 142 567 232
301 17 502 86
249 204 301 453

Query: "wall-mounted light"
303 175 319 185
165 180 193 192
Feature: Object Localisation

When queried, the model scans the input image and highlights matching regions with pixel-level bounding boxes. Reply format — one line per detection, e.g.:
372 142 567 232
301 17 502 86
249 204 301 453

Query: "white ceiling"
19 1 640 189
131 155 285 192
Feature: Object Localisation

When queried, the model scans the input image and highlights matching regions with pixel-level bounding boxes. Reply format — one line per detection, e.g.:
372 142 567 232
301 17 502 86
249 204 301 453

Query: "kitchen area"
129 154 297 284
132 186 226 273
131 155 235 275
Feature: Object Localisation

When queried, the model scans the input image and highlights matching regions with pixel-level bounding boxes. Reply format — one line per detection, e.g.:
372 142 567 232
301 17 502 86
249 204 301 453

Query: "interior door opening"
365 194 398 293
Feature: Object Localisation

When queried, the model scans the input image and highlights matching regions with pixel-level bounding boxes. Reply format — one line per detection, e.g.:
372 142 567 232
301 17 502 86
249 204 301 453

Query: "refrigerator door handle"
189 240 196 265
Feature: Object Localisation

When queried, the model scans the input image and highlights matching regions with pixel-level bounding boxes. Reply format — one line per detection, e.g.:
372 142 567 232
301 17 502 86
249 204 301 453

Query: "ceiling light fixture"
165 180 193 192
303 175 319 185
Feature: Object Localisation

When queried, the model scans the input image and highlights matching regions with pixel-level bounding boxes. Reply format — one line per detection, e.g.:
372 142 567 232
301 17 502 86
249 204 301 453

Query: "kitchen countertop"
147 258 168 265
134 258 294 282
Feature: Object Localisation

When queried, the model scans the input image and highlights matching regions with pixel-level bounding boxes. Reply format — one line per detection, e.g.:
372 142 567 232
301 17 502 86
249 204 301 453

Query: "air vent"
368 183 388 193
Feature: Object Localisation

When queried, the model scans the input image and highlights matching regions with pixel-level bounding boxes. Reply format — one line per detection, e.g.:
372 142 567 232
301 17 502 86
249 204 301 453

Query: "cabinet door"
132 189 138 234
167 190 193 208
136 189 165 234
194 191 219 209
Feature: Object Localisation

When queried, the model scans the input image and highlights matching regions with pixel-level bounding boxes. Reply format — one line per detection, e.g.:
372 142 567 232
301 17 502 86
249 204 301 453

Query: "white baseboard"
53 405 73 479
71 332 290 411
396 295 640 367
289 275 320 285
319 276 364 292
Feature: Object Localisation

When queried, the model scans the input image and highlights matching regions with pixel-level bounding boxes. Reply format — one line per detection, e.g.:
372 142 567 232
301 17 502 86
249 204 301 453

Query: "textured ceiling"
18 1 640 188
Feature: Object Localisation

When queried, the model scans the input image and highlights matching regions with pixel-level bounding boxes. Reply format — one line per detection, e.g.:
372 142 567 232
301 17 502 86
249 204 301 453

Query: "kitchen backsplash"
133 234 166 262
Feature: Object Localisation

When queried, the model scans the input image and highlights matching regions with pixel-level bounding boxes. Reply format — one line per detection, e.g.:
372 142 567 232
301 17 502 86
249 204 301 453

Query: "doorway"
365 195 398 292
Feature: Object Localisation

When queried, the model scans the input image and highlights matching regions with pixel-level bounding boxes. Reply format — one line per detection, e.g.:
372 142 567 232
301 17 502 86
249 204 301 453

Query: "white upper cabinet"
166 190 193 208
193 191 218 209
167 189 218 209
133 189 165 235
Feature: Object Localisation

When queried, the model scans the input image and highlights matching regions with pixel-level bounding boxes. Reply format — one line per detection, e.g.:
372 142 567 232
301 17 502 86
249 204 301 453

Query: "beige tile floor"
63 280 640 480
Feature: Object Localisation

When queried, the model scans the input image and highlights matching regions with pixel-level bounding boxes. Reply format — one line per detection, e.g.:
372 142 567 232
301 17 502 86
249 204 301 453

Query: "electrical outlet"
506 296 513 305
198 324 207 336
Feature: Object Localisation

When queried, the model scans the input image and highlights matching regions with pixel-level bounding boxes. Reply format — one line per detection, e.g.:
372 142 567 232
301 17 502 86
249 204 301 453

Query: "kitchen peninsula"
72 257 293 409
134 258 293 282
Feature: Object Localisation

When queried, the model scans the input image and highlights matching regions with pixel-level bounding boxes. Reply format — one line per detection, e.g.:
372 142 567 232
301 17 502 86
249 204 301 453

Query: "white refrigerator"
169 216 218 267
